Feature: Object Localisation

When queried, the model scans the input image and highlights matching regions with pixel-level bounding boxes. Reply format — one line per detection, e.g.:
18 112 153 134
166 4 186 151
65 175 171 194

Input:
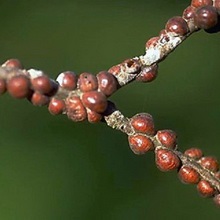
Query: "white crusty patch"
166 34 182 50
56 72 65 86
140 34 183 66
140 47 161 66
27 69 44 79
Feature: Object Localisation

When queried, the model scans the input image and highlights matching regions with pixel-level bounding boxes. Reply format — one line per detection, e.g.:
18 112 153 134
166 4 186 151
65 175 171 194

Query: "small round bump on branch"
65 96 87 122
81 91 107 113
86 108 103 123
145 36 159 48
183 6 197 20
178 166 200 184
30 92 50 106
48 98 65 115
78 72 98 92
159 29 167 36
165 16 189 36
130 113 155 135
213 194 220 207
194 6 218 30
182 6 198 31
128 134 154 155
56 71 77 90
97 71 119 96
31 75 55 95
197 180 215 197
199 156 219 172
108 65 121 75
155 149 181 171
191 0 213 8
0 79 7 94
136 64 158 83
156 130 177 149
2 58 23 69
184 148 203 159
7 75 31 99
204 15 220 33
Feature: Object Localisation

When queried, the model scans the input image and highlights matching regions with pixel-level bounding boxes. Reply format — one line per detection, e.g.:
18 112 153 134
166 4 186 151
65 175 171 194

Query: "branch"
0 0 220 207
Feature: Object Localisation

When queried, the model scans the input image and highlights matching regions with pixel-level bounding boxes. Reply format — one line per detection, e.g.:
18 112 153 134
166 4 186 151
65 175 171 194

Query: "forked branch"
0 0 220 207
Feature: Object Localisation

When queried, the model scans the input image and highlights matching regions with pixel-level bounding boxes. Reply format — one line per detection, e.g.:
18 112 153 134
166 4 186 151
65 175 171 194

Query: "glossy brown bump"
97 71 118 96
7 75 31 99
165 16 189 36
78 72 98 92
86 108 103 123
82 91 107 113
178 166 200 184
159 29 167 36
31 92 50 106
191 0 213 8
32 75 54 94
58 71 77 90
2 59 23 69
128 134 154 155
130 113 155 135
0 79 7 94
183 6 197 20
155 149 181 171
108 65 121 76
156 130 177 149
65 96 87 122
184 148 203 159
197 180 215 197
194 6 218 29
48 98 65 115
183 6 200 31
145 36 159 48
204 16 220 33
199 156 219 172
136 64 158 83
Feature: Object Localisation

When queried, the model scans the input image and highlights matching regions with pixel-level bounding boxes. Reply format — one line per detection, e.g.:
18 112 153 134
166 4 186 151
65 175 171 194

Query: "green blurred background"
0 0 220 219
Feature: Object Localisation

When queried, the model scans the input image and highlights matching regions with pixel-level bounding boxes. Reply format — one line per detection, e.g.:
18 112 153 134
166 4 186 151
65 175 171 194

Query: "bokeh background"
0 0 220 219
